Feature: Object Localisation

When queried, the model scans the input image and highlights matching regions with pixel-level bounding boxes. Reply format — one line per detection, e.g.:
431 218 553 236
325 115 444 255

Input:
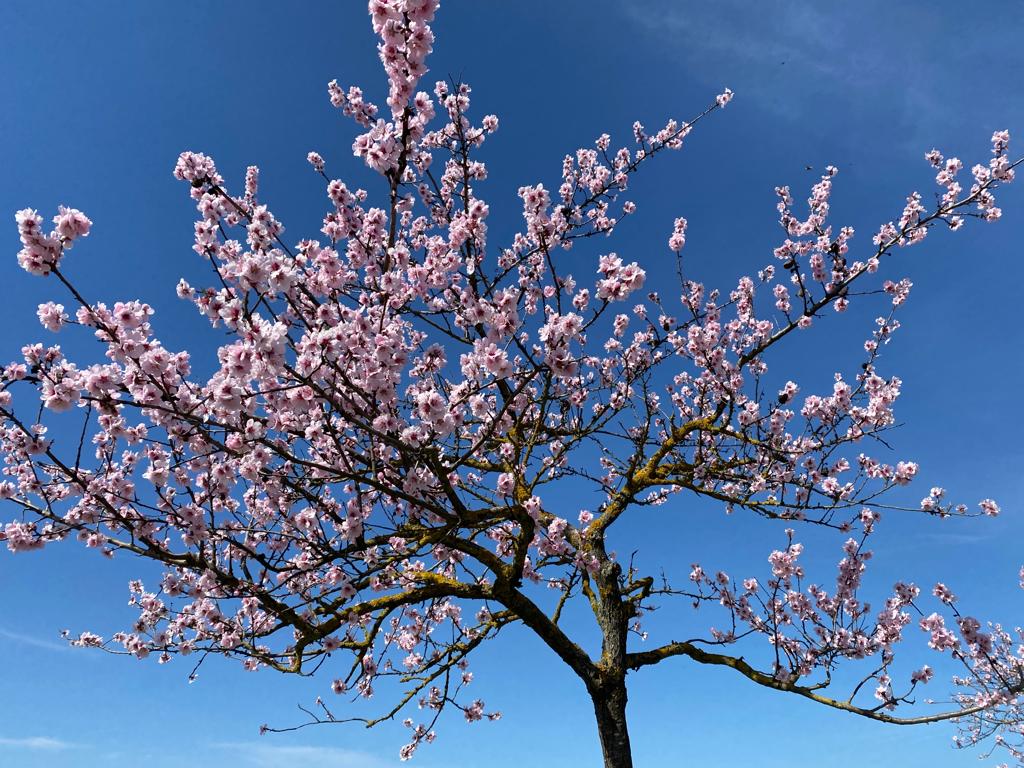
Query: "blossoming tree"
3 2 1023 766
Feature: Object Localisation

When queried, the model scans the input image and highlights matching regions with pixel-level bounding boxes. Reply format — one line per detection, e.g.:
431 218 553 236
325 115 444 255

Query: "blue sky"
2 1 1024 766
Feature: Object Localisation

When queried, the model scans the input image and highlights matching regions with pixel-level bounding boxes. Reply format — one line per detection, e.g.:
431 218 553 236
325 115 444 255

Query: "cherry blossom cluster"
15 206 90 276
679 517 1024 726
2 0 1023 763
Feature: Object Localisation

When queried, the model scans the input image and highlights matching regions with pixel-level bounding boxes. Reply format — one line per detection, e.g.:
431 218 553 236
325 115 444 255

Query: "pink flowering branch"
3 2 1024 767
628 521 1024 734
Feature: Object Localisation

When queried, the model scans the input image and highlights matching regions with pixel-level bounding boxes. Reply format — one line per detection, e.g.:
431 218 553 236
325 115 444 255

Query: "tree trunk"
590 679 633 768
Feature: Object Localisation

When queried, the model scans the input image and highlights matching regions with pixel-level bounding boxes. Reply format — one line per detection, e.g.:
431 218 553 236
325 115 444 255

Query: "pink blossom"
52 207 92 242
979 498 1000 516
1 4 1021 764
36 302 67 332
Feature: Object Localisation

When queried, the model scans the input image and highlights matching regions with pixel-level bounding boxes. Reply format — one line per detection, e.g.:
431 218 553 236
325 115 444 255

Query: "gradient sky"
2 2 1024 767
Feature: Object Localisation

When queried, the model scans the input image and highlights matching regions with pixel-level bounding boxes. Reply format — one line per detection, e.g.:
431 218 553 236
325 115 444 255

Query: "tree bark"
586 547 634 767
590 679 633 768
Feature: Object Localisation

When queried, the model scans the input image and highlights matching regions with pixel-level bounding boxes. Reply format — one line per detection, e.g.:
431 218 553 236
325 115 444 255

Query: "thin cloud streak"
0 627 72 653
211 741 408 768
0 736 77 750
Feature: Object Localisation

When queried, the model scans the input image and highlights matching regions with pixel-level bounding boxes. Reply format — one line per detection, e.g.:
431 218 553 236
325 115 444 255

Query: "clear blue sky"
2 2 1023 766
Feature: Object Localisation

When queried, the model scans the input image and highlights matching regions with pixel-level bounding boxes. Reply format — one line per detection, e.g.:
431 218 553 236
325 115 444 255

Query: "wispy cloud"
0 627 71 653
211 742 406 768
0 736 77 751
623 1 1024 148
878 527 998 556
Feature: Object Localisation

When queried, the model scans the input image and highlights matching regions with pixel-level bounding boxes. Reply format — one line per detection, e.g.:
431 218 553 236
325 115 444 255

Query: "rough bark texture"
589 551 634 768
591 680 633 768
